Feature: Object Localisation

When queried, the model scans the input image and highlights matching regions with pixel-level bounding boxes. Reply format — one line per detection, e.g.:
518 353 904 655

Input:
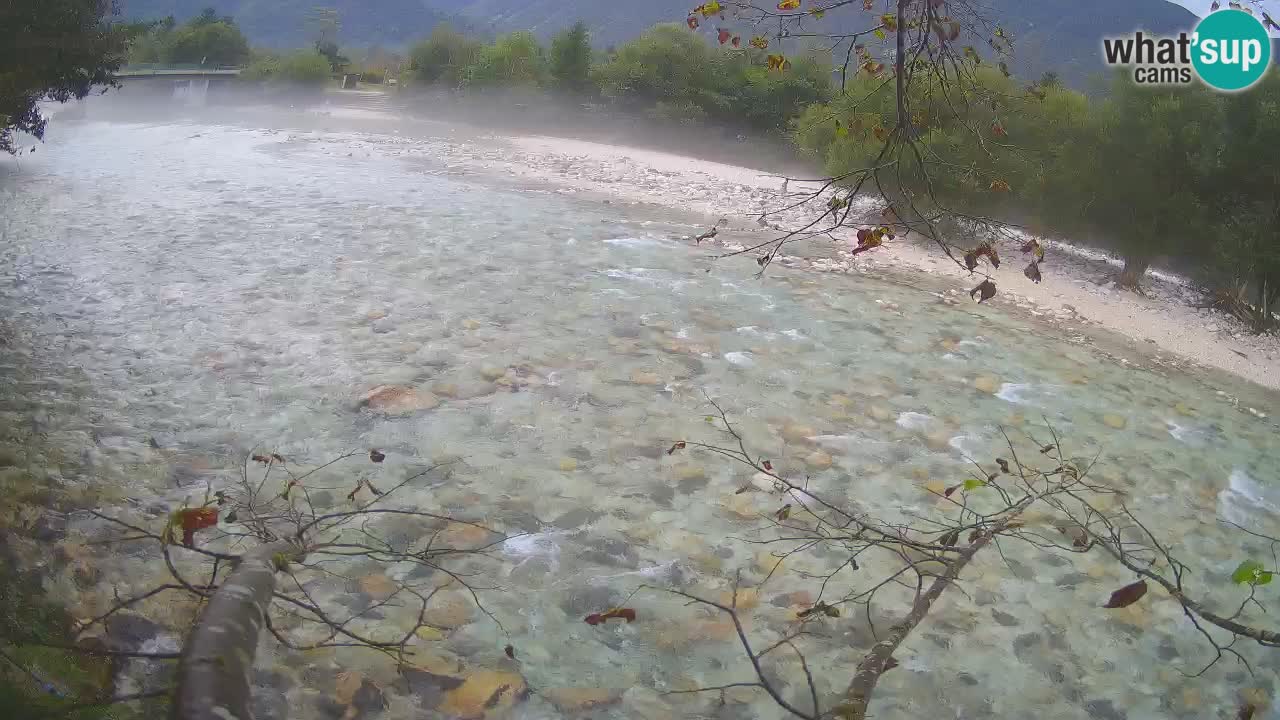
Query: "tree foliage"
1046 74 1222 288
0 0 125 154
550 21 593 92
464 31 549 88
123 9 250 68
404 25 482 89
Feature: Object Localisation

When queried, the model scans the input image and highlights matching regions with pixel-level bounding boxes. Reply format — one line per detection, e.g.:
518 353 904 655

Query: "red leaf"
176 507 218 548
943 484 960 497
762 460 773 471
369 448 386 463
718 28 731 44
586 608 636 625
731 36 741 48
687 15 699 30
1103 579 1148 608
667 441 686 455
251 454 271 464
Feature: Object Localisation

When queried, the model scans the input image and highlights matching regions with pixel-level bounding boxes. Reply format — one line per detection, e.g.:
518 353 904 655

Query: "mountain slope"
119 0 1199 85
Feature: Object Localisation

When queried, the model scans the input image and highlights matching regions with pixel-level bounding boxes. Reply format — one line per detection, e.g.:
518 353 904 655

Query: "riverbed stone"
440 670 527 718
780 423 816 444
1102 413 1128 429
423 594 474 629
805 451 833 470
629 370 662 385
358 385 439 416
973 375 1001 394
543 687 624 713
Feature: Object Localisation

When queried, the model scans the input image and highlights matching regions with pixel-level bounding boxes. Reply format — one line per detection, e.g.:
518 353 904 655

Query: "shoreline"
495 133 1280 393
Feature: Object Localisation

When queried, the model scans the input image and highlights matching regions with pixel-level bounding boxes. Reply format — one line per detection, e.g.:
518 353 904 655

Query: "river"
1 100 1277 719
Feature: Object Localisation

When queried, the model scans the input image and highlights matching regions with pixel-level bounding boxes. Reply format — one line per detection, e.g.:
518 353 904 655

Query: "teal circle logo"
1192 9 1272 91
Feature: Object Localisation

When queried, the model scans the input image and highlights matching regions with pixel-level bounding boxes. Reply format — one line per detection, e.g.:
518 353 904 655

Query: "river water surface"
2 105 1278 719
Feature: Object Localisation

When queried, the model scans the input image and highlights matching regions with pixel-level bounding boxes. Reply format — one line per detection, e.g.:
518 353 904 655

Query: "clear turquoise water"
1 114 1276 719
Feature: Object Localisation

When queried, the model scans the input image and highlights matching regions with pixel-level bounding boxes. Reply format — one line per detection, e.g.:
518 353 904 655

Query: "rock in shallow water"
358 385 439 416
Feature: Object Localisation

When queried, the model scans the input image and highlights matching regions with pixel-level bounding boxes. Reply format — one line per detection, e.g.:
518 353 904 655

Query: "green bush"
278 51 332 86
361 68 385 84
464 31 548 88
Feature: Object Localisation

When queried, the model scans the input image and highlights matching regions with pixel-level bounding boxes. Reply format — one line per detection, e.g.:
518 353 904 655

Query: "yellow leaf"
750 35 769 49
777 0 801 9
835 120 849 138
698 0 723 16
811 8 825 18
874 28 886 40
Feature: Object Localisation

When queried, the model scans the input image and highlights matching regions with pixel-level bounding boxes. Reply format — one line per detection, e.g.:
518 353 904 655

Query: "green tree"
1208 73 1280 328
404 25 481 88
165 17 250 67
1046 76 1223 289
464 31 548 88
0 0 125 154
550 21 593 93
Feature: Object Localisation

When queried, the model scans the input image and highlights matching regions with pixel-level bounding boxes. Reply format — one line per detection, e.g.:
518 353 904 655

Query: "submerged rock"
357 385 439 416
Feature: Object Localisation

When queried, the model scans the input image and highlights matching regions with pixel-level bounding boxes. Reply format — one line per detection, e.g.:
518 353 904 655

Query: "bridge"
112 65 243 106
115 64 242 79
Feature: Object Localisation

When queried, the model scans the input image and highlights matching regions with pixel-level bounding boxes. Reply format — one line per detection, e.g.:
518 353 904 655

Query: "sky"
1169 0 1280 34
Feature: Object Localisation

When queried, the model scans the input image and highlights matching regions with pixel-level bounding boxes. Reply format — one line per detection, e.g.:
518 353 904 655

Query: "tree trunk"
171 541 304 720
1116 254 1151 290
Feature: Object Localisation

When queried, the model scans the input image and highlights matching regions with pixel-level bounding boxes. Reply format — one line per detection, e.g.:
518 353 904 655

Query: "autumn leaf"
584 607 637 625
777 0 801 10
881 13 897 31
969 279 996 303
991 121 1007 138
863 0 873 9
369 448 386 463
731 35 741 47
810 8 825 18
762 459 773 471
943 483 960 497
990 179 1011 192
667 441 686 455
687 15 699 29
962 478 986 491
798 601 841 618
996 458 1010 473
873 124 887 140
172 507 218 548
874 28 886 40
1056 523 1089 550
750 35 769 49
835 119 848 138
1024 261 1042 283
504 644 516 659
767 54 792 71
251 454 271 464
718 28 731 44
1102 579 1148 608
774 504 792 521
695 0 723 16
